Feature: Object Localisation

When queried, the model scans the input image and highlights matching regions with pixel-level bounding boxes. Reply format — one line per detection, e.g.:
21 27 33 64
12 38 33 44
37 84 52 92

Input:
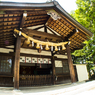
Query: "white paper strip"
38 58 43 64
26 57 31 63
32 57 37 63
20 56 25 63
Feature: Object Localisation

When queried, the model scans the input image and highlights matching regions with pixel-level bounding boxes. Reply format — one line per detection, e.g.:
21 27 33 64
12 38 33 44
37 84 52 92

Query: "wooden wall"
0 47 71 87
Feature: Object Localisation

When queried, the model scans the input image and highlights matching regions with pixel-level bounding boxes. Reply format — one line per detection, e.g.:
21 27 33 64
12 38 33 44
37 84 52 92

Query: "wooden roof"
0 1 93 54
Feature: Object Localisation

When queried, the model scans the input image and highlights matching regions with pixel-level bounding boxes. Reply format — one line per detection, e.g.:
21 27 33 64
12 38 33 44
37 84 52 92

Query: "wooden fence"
19 75 52 87
0 74 71 87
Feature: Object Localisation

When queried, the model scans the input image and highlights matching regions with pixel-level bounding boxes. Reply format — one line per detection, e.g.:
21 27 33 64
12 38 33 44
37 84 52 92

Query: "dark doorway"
20 64 52 75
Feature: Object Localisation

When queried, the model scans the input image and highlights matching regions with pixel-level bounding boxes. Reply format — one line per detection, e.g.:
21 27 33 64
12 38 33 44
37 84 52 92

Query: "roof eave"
53 1 93 37
0 1 55 8
0 1 93 37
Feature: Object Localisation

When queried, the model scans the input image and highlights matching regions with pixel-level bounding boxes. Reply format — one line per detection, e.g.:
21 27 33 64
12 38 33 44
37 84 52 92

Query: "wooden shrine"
0 1 93 89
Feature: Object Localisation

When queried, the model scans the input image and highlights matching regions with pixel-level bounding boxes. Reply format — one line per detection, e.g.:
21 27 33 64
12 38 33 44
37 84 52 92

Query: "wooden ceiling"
0 1 92 54
0 10 49 47
46 17 88 52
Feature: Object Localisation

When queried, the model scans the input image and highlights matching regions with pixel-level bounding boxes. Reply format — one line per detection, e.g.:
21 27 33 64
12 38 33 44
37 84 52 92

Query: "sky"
1 0 77 13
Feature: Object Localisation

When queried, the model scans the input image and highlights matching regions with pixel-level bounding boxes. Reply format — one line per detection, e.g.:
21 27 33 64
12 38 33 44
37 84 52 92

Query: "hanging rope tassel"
24 38 30 44
14 29 68 51
62 45 66 50
45 44 49 50
55 46 58 51
36 43 40 49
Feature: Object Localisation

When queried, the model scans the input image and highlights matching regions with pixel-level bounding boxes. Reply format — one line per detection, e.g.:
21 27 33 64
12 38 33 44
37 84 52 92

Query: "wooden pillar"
14 36 21 89
66 44 76 83
51 51 56 85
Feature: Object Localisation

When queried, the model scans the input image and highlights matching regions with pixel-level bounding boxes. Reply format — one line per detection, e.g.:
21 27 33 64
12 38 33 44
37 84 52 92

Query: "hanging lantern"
62 45 66 50
36 43 40 49
45 44 49 50
24 38 30 44
55 46 58 51
32 41 34 47
51 46 53 51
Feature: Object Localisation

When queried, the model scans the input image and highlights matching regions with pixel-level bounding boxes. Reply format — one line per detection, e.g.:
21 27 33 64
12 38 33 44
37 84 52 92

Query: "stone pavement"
0 80 95 95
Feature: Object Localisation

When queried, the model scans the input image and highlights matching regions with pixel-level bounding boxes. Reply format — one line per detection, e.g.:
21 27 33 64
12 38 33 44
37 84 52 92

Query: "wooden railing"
19 75 52 87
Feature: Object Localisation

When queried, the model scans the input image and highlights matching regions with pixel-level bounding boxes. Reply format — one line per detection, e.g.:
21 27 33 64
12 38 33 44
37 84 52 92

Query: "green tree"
71 0 95 64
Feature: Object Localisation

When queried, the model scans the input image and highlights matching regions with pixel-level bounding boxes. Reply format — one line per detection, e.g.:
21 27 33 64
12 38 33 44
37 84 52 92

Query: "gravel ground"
0 80 95 95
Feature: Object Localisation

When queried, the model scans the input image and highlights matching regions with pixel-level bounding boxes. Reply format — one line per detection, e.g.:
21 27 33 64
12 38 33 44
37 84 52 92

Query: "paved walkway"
0 80 95 95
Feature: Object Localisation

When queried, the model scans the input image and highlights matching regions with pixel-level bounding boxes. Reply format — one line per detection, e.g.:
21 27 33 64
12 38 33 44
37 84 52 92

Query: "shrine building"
0 1 93 89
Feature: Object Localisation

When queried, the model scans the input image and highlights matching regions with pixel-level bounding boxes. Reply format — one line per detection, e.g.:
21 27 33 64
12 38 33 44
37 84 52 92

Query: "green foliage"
87 63 93 78
71 0 95 64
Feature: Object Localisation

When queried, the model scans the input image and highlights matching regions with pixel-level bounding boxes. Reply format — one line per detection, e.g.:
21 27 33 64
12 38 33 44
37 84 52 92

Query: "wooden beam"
51 51 56 85
0 16 21 20
20 13 27 29
0 23 44 32
0 31 13 34
14 36 21 89
0 24 19 29
23 22 45 28
0 6 51 11
22 28 62 41
66 44 76 83
44 24 47 33
0 17 48 25
4 10 46 14
0 41 15 45
34 25 44 30
0 43 14 47
0 47 14 49
0 15 48 20
46 26 58 35
0 21 45 30
0 52 14 56
0 39 15 42
24 18 47 24
0 10 47 15
20 52 57 59
0 29 14 32
0 35 14 38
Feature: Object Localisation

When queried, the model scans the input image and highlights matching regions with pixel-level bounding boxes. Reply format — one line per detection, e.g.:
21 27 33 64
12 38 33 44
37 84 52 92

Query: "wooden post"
51 51 56 85
14 36 21 89
66 44 76 83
